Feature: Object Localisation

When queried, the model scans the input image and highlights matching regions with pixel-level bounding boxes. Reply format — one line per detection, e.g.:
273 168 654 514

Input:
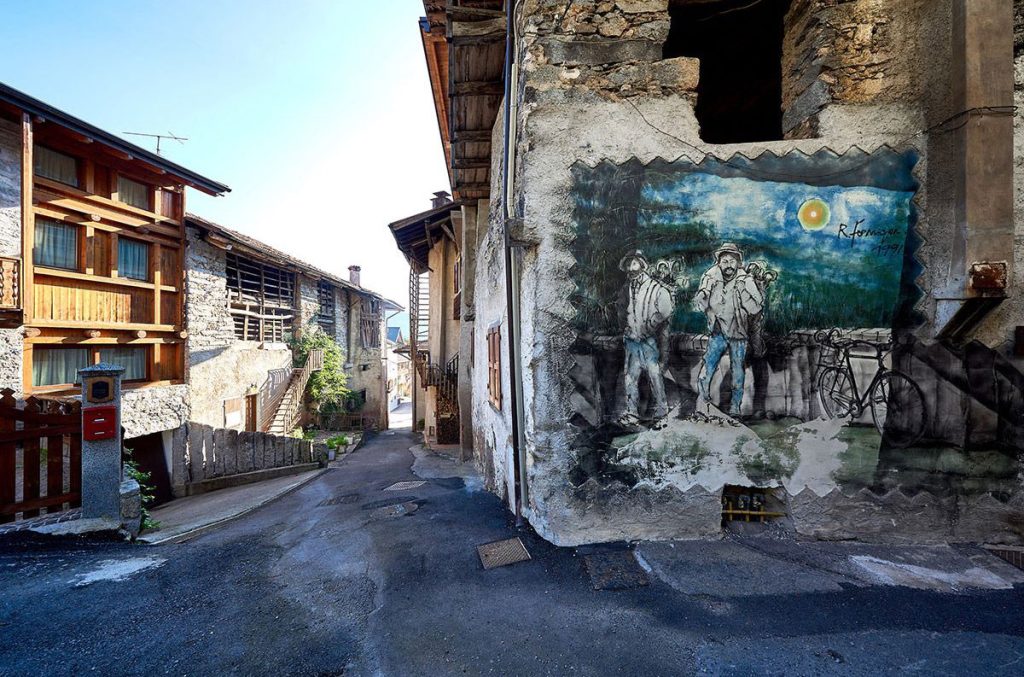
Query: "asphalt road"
2 429 1023 676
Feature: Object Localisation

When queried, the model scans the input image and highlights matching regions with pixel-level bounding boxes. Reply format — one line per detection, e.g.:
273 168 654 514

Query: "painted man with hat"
617 249 674 426
692 242 764 416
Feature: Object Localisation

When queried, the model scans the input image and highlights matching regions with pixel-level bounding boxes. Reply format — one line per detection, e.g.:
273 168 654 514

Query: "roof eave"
0 81 230 196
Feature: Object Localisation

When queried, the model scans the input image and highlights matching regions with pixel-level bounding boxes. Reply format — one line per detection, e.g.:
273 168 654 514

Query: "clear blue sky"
0 0 449 316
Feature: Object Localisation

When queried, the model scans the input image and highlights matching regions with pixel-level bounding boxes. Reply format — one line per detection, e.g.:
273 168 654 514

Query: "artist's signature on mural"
837 219 904 257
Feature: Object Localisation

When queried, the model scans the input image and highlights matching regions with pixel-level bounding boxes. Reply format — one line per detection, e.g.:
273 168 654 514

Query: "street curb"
138 468 330 546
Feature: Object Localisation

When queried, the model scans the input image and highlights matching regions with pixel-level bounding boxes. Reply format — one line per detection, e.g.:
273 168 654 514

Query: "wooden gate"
0 389 82 524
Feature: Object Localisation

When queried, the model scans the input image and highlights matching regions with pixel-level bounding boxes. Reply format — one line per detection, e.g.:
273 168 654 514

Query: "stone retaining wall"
184 422 316 492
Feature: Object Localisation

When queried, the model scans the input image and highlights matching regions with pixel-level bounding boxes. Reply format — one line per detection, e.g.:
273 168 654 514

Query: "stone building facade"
420 0 1024 545
0 118 24 394
184 215 398 436
0 82 230 505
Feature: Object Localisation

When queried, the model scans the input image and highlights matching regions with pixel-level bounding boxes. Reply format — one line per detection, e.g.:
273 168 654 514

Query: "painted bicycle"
814 329 928 448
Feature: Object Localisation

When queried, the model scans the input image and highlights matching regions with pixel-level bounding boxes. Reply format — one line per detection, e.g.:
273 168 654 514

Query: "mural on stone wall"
567 149 1023 504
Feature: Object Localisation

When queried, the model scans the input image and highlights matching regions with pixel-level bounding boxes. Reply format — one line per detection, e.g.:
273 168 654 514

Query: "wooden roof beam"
453 158 491 169
453 80 504 96
452 129 492 143
451 33 505 46
446 6 505 21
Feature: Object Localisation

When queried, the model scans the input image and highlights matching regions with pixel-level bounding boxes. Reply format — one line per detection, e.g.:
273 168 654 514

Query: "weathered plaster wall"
184 226 292 428
472 107 515 507
0 118 23 395
980 0 1024 353
498 0 1022 545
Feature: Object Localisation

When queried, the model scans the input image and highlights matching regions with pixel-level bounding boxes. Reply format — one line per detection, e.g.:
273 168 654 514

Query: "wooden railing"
258 349 323 434
0 256 20 310
257 367 293 432
0 390 82 524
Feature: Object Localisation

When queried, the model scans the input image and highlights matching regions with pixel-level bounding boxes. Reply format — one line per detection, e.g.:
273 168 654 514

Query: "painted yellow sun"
798 198 830 231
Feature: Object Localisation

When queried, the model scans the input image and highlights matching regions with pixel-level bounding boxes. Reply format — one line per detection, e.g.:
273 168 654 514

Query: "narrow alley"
2 430 1023 676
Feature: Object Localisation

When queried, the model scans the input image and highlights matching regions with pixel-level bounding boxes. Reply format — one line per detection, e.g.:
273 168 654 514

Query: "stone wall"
343 289 387 426
184 422 316 494
121 385 188 440
298 276 319 329
479 0 1023 546
184 225 292 428
184 228 236 352
781 0 924 138
0 118 23 394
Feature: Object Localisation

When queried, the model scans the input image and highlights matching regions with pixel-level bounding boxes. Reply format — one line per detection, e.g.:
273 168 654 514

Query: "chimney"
431 190 452 209
348 265 361 286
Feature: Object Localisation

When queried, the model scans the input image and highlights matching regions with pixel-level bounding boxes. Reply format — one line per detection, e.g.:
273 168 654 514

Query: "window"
32 348 90 387
487 325 501 408
34 146 79 187
317 281 335 334
33 218 78 271
665 0 791 143
117 175 150 211
226 252 295 342
99 347 147 381
117 237 149 281
360 297 381 349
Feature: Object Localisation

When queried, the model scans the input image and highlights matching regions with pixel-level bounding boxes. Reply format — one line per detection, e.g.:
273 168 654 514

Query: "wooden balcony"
0 256 22 328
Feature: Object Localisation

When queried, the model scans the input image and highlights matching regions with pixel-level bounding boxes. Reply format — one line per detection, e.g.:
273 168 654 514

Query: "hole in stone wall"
665 0 792 144
721 484 786 528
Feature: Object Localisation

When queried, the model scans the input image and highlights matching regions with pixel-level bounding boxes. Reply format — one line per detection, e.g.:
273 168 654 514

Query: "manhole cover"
370 502 419 520
384 481 426 491
477 537 531 570
361 496 418 510
317 494 361 507
583 551 649 591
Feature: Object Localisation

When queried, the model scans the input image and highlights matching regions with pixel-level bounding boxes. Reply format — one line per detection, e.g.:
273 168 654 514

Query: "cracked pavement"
1 428 1023 676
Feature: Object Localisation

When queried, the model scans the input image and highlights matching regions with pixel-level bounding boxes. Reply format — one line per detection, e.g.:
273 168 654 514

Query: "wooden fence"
0 389 81 524
185 422 315 488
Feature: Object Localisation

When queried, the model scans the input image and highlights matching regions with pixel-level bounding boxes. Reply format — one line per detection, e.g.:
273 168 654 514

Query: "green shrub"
325 434 349 450
123 448 159 532
290 323 349 412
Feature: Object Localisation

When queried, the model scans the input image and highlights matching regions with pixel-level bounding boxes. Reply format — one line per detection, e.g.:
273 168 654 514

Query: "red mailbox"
83 406 117 441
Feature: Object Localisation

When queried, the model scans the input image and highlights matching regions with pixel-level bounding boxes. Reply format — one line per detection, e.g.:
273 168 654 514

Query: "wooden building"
0 82 229 398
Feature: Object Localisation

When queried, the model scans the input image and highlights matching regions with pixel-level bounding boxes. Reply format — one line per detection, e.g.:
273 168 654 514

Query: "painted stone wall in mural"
568 149 1022 510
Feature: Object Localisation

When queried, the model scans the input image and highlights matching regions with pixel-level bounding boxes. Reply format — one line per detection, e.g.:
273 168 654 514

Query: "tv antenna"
122 131 188 155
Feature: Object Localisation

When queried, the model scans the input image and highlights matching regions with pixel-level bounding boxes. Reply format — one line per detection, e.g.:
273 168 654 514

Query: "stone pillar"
78 364 125 521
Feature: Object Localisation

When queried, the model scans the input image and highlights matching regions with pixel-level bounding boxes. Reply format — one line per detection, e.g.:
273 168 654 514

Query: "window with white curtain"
99 347 147 381
33 218 78 271
32 348 90 387
34 146 79 187
117 175 150 210
118 237 149 281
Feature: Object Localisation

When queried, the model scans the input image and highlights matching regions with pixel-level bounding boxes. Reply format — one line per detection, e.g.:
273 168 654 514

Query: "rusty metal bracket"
969 261 1008 293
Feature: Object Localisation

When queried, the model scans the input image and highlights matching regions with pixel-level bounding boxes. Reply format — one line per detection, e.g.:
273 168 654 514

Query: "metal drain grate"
317 494 361 508
583 551 650 591
477 537 531 570
986 547 1024 571
384 481 427 491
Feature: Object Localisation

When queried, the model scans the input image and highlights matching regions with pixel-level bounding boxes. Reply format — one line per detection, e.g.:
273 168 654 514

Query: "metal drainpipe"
502 0 526 527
